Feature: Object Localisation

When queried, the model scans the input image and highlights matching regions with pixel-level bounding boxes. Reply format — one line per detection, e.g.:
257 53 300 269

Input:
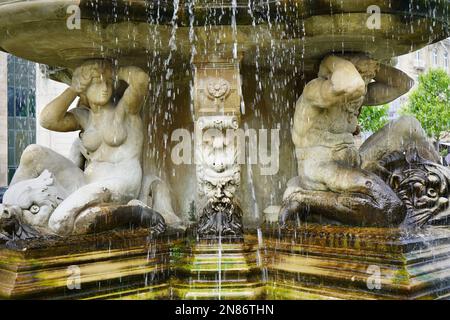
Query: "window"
414 51 424 69
432 48 439 67
416 51 421 63
6 55 36 183
444 51 449 70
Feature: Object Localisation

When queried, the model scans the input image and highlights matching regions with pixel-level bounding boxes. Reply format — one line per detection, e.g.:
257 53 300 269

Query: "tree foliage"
359 104 390 133
401 69 450 140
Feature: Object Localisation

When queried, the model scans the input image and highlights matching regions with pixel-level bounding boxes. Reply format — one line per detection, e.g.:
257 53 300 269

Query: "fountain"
0 0 450 299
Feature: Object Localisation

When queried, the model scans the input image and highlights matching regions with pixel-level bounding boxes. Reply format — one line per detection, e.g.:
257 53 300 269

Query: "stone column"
0 53 8 186
193 57 243 238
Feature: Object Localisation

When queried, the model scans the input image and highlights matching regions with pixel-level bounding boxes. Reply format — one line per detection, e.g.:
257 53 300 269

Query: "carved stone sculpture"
0 60 171 238
196 116 243 237
360 118 450 227
0 171 166 239
193 59 244 238
279 55 447 228
381 150 450 226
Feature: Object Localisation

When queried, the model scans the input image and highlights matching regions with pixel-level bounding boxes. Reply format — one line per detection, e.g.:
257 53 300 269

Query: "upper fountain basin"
0 0 449 75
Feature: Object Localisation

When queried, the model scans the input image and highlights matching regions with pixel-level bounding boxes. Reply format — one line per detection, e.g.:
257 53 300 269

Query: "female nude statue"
8 60 150 235
280 55 440 227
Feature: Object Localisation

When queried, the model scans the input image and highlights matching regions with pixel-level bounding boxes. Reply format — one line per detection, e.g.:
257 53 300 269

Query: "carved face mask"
200 165 240 203
389 163 450 227
202 179 237 203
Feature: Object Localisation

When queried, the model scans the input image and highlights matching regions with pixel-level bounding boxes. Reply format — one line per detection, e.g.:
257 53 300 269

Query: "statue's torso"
292 94 363 167
71 105 144 183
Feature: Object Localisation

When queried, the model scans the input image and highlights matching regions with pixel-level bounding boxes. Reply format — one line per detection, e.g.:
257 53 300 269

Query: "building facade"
6 54 37 184
0 53 7 186
389 38 450 118
0 53 77 187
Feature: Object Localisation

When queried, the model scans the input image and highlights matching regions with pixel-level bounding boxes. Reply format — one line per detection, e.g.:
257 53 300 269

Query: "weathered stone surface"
171 237 264 299
1 0 449 230
0 228 177 299
279 55 447 228
2 225 450 299
0 60 185 238
0 1 449 77
1 1 449 300
262 224 450 299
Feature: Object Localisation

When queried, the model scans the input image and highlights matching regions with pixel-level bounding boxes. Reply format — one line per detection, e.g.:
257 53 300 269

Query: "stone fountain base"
0 229 177 300
263 225 450 300
1 225 450 300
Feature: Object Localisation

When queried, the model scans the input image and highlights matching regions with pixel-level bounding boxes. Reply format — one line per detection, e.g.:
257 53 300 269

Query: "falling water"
1 0 450 301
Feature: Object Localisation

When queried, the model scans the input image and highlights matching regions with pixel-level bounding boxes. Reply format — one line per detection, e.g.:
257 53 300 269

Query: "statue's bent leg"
280 162 406 227
10 144 85 193
48 179 133 235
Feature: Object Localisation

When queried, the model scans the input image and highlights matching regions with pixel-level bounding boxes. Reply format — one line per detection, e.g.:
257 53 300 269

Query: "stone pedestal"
0 229 176 299
261 225 450 300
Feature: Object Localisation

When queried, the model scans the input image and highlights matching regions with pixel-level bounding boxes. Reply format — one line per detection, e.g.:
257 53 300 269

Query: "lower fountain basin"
2 225 450 300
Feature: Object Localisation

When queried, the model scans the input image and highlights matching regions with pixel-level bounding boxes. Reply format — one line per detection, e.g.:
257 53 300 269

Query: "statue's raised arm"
116 66 150 115
39 83 81 132
363 63 414 106
303 55 366 108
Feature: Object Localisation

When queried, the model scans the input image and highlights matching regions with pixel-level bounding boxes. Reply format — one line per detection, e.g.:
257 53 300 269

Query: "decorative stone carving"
193 61 242 116
2 1 449 82
197 162 242 236
359 143 450 228
0 170 166 239
279 55 447 228
0 60 174 238
196 116 240 174
383 150 450 227
193 60 243 237
207 78 231 100
197 181 243 237
196 116 240 132
195 116 242 237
